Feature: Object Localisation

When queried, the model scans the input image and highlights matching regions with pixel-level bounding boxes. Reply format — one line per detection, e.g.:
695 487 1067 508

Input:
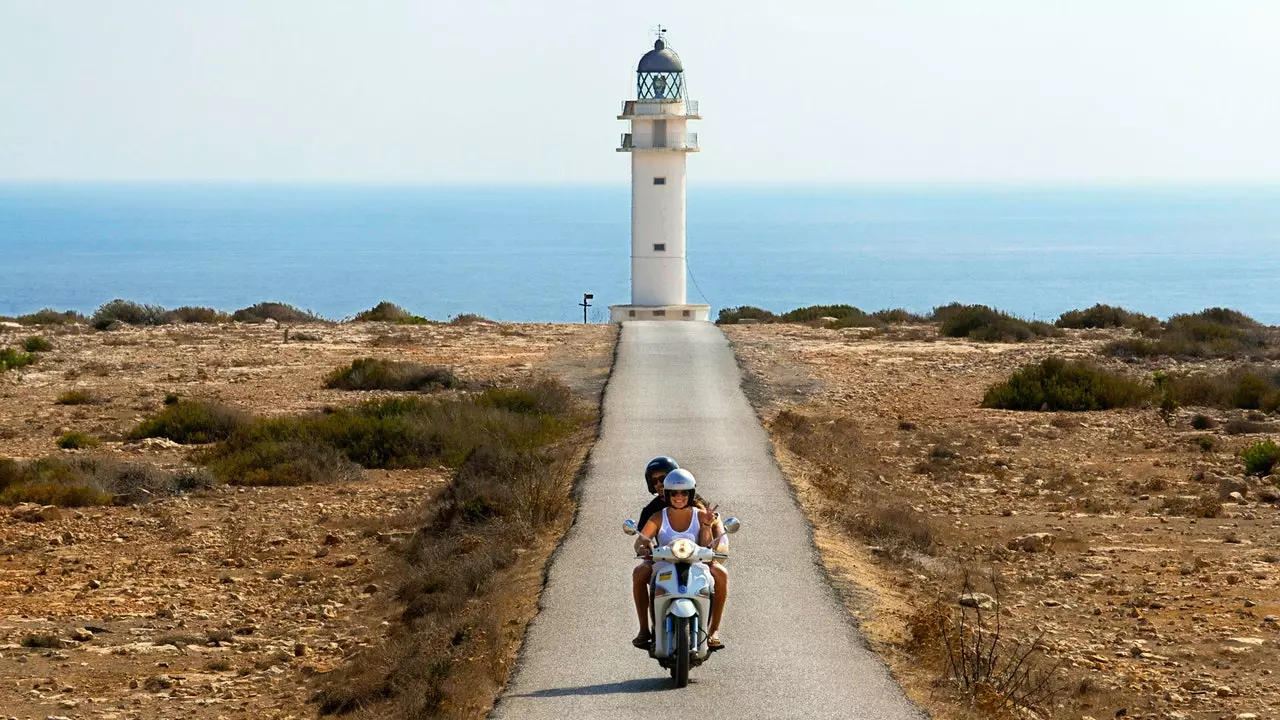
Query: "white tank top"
658 508 701 547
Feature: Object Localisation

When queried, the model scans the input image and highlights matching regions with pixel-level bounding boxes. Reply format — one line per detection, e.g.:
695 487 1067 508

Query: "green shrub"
56 389 101 405
871 308 928 324
933 303 1055 343
716 306 778 325
1196 436 1216 452
352 301 432 324
448 313 489 325
57 432 100 450
1242 440 1280 476
1056 304 1160 332
204 440 361 487
128 399 248 444
981 357 1153 411
1107 308 1271 359
14 308 84 326
1167 367 1280 412
22 336 53 352
200 383 581 482
165 306 229 324
91 299 168 329
0 348 36 372
779 304 881 328
0 456 207 506
230 302 323 324
1190 413 1215 430
324 358 460 392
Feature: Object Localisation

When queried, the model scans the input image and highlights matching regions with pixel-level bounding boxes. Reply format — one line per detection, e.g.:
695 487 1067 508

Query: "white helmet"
662 468 696 500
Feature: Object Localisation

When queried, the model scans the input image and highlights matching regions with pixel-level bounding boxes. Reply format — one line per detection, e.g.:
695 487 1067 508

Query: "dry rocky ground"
726 323 1279 720
0 320 614 719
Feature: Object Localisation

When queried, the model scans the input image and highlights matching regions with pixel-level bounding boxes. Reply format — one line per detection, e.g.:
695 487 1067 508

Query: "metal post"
579 294 593 324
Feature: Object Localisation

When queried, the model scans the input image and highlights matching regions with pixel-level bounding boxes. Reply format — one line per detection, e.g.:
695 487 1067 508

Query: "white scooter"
623 516 742 688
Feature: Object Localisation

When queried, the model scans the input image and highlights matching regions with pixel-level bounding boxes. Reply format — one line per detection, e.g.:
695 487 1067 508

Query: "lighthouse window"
653 177 666 185
652 310 666 317
653 243 666 252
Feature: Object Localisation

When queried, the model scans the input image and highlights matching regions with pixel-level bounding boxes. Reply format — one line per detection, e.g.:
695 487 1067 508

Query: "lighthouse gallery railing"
620 133 698 150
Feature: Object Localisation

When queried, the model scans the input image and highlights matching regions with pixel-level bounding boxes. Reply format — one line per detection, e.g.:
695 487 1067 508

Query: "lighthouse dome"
637 39 683 73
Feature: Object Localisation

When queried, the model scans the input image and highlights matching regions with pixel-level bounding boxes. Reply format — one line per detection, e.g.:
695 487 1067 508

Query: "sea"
1 184 1278 324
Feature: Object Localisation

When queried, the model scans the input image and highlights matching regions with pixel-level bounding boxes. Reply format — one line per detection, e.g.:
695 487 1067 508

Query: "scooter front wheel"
672 616 691 688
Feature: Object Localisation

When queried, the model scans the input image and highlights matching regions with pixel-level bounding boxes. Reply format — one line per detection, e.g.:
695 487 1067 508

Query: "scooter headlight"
671 538 696 560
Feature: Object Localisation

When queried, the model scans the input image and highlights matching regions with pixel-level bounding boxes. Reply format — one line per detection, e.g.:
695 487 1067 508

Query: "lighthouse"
609 32 710 323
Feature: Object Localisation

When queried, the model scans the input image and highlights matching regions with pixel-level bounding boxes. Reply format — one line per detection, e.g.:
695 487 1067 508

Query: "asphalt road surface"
491 322 924 720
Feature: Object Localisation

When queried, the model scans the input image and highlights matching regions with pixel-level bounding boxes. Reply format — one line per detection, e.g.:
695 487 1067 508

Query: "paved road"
492 322 924 719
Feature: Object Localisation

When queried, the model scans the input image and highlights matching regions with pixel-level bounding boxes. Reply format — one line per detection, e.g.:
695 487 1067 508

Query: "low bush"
780 304 881 328
353 301 432 324
165 306 229 324
1160 494 1223 518
1190 413 1215 430
1167 367 1280 412
56 389 102 405
716 306 778 324
1196 436 1216 452
230 302 323 324
871 308 928 324
1225 418 1277 435
14 308 84 326
22 634 63 649
448 313 489 325
932 303 1056 342
22 336 53 352
57 432 100 450
1242 440 1280 476
0 348 36 372
0 456 212 506
204 440 361 487
1055 304 1160 332
981 358 1153 411
128 399 249 444
91 299 168 329
1105 307 1271 359
324 358 460 392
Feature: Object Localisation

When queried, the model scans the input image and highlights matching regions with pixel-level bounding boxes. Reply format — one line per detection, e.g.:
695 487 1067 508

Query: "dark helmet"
644 456 679 493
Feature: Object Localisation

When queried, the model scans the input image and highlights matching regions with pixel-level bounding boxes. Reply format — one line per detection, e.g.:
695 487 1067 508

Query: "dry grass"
313 379 592 718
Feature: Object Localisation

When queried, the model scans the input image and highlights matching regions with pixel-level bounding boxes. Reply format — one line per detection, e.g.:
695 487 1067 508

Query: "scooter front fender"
668 598 698 619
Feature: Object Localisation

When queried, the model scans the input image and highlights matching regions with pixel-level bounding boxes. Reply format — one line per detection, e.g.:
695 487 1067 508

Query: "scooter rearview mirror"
721 517 742 535
622 518 638 536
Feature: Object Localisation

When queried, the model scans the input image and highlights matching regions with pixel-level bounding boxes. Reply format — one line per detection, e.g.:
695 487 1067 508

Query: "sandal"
631 630 652 649
707 635 724 651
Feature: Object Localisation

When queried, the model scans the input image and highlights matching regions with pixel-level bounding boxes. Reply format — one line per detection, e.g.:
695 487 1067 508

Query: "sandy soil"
0 320 614 719
725 323 1279 720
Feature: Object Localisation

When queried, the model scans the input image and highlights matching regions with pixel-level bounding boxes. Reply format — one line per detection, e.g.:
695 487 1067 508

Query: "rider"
632 456 679 648
633 468 730 650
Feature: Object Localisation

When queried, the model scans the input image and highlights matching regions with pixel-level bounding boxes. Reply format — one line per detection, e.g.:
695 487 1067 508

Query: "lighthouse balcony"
618 132 699 152
617 99 701 120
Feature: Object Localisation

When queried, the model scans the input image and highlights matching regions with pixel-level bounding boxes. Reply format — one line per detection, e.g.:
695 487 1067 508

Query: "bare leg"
708 562 728 636
632 562 653 632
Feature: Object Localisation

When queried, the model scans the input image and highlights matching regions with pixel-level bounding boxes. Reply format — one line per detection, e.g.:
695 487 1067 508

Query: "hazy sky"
2 1 1277 184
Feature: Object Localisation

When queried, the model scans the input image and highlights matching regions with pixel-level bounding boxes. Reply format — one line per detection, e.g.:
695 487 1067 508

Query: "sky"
1 1 1278 184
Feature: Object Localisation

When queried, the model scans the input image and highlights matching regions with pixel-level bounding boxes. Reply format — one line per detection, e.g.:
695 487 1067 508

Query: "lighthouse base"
609 304 711 324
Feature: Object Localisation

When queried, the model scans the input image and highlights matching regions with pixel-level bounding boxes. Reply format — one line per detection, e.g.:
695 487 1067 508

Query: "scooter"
623 516 742 688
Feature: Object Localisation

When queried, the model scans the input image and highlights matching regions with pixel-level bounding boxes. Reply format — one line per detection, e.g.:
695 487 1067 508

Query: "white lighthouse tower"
609 32 710 323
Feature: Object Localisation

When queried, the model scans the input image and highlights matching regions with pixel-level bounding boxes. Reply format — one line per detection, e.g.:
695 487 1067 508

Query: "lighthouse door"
653 120 667 148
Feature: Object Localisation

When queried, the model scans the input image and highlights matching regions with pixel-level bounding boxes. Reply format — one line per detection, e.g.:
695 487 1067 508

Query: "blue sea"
1 184 1278 324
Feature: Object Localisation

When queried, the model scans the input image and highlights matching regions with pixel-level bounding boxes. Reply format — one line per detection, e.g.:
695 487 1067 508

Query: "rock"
1225 637 1265 647
1218 477 1249 500
958 592 997 610
70 628 94 642
1229 491 1246 504
314 547 330 559
85 578 101 590
143 674 174 692
11 503 61 523
323 533 343 546
1216 685 1234 697
138 437 181 450
334 555 358 568
362 583 379 594
1006 532 1055 553
293 642 308 657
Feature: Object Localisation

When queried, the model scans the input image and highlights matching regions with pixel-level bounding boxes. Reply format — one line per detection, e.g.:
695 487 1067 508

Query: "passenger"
632 456 678 648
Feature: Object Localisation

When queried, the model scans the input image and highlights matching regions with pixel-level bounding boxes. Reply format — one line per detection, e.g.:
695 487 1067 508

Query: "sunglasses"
668 490 690 496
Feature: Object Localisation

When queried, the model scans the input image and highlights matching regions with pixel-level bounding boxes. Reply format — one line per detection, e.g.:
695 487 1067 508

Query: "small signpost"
579 293 593 324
